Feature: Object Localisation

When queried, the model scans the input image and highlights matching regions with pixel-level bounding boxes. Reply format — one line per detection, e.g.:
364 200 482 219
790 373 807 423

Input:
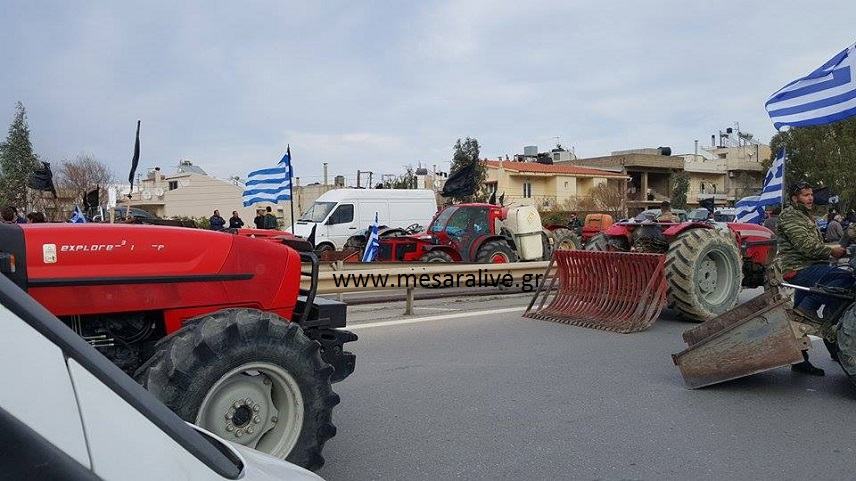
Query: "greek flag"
735 150 786 224
766 43 856 130
361 212 380 262
70 206 87 223
242 147 292 207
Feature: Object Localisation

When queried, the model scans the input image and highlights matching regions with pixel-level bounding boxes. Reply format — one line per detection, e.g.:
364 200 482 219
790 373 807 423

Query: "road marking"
349 306 526 330
413 307 460 311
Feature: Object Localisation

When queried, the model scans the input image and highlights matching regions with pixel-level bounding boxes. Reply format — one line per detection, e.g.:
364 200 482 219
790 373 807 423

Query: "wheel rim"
557 239 576 250
196 362 304 458
696 249 734 306
491 252 509 263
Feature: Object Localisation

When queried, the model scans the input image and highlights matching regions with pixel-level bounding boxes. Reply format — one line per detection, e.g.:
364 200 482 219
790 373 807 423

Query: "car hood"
231 443 326 481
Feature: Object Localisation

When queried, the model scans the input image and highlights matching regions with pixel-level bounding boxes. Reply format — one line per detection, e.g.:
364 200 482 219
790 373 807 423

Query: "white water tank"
504 205 543 261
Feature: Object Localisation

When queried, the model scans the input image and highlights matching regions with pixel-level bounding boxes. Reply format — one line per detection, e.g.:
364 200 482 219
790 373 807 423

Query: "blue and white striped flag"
361 212 380 262
735 149 786 224
735 196 764 224
766 43 856 130
70 206 87 223
242 147 293 207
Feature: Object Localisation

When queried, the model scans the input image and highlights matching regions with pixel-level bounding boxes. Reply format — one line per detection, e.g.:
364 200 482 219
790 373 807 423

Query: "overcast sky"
1 1 853 186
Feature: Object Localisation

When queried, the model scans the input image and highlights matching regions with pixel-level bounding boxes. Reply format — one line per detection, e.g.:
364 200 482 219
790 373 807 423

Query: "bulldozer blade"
672 291 806 389
523 251 668 333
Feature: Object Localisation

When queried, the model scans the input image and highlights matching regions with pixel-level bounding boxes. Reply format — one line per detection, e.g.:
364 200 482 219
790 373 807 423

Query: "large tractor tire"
475 239 518 263
421 250 453 262
135 308 339 471
550 228 581 251
836 304 856 387
666 228 743 322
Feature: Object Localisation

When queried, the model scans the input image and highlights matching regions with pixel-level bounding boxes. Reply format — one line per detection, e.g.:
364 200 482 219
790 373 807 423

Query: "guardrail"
301 261 554 315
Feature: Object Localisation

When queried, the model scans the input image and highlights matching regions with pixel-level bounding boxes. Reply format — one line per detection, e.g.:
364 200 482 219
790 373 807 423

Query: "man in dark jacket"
778 181 850 375
263 206 278 229
253 209 265 229
209 210 226 231
229 211 244 229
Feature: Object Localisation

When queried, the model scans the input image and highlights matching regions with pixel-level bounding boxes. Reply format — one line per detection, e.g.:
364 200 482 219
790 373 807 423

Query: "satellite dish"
154 188 165 197
142 190 152 200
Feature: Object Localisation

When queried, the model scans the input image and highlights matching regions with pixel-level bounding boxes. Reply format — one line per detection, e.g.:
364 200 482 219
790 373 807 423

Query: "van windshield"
300 202 337 222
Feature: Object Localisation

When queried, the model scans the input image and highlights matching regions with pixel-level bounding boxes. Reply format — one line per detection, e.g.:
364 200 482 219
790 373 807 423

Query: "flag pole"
288 145 295 233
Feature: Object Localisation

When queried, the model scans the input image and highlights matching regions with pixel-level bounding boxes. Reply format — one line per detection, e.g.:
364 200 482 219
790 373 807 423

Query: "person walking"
209 210 226 231
229 210 244 229
567 212 583 235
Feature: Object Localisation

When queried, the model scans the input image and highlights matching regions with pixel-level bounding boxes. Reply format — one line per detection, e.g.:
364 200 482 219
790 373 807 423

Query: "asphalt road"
318 291 856 481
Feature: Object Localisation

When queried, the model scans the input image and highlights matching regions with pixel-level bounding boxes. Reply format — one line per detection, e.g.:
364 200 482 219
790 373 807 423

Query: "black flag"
499 192 505 206
28 161 57 198
128 120 141 198
813 186 837 205
440 162 477 198
488 190 497 205
306 223 317 246
83 187 99 210
699 197 715 213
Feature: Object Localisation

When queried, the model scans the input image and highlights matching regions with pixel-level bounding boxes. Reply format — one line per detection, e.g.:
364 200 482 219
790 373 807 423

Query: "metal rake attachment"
523 250 669 333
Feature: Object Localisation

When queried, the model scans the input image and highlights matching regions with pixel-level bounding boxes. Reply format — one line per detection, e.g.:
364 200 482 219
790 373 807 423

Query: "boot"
791 351 825 376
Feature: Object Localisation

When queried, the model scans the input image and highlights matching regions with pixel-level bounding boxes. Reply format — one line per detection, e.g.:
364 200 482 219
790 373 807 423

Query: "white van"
290 189 437 250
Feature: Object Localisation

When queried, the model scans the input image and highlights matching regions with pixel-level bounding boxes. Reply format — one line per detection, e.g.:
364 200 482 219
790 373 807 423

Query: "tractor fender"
603 223 633 243
662 222 714 238
727 223 776 265
423 245 463 262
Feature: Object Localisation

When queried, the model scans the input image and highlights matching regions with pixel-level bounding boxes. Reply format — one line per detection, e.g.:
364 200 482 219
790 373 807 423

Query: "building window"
718 153 727 159
168 181 178 190
523 181 532 198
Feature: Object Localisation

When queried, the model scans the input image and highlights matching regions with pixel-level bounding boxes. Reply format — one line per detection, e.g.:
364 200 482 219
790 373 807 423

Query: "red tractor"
0 223 356 471
585 215 775 321
362 203 581 263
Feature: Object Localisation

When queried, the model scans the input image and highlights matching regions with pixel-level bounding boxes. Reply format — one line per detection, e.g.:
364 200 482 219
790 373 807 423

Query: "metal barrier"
523 251 669 333
301 261 553 315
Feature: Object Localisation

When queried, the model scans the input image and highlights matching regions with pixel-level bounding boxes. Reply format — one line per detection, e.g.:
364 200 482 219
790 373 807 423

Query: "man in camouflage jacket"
778 181 852 375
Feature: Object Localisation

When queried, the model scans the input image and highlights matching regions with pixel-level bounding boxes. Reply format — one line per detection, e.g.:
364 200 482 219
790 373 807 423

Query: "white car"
0 274 324 481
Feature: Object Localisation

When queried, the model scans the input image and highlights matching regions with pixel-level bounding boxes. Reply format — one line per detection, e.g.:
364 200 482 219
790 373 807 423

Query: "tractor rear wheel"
836 304 856 387
135 308 338 471
421 250 453 262
551 228 581 251
666 228 743 321
476 239 518 263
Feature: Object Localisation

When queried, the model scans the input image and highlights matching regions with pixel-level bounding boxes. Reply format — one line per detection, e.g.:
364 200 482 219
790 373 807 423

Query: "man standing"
229 211 244 229
209 210 226 231
778 181 851 376
567 212 583 235
263 206 278 230
656 201 679 223
254 209 265 229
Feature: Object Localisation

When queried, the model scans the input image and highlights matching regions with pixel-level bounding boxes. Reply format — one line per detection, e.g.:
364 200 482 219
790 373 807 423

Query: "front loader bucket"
672 291 807 389
523 251 668 333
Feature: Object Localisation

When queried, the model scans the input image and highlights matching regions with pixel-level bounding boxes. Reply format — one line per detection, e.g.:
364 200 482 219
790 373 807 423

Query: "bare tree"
56 153 114 206
589 182 625 217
